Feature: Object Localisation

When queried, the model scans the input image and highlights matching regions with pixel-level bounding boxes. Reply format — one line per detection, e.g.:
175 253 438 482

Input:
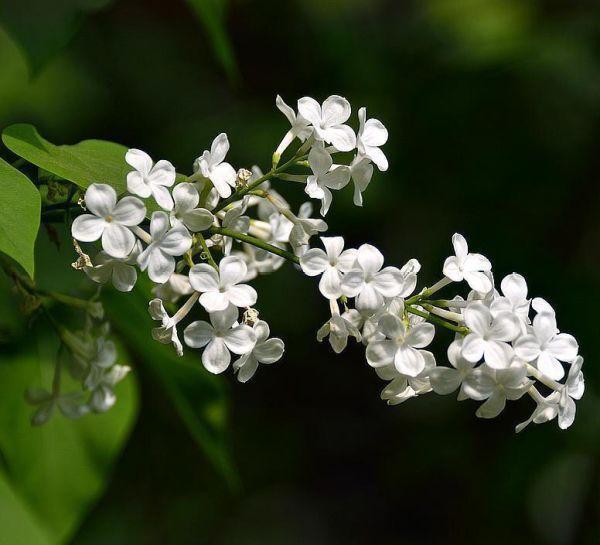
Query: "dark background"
0 1 599 544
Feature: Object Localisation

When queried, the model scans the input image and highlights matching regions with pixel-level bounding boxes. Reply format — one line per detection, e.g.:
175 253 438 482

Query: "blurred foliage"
0 0 599 544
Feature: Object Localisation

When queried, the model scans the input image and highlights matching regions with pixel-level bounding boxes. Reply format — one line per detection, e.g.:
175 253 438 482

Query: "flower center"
105 215 113 222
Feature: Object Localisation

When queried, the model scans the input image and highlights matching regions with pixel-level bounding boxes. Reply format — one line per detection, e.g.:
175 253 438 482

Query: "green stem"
405 277 452 306
197 233 218 269
210 227 299 264
405 305 469 335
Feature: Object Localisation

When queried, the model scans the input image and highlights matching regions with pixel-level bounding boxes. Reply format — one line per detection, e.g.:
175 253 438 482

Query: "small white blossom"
317 309 362 353
88 365 131 413
443 233 492 293
233 320 284 382
490 273 530 326
184 304 256 374
297 95 356 151
189 255 257 313
300 236 357 299
125 149 176 211
349 155 373 206
341 244 405 311
148 298 184 356
170 183 214 231
357 107 388 171
513 300 578 381
193 133 237 198
461 302 520 369
429 340 477 398
84 241 141 292
366 313 435 377
463 362 532 419
276 95 312 141
137 211 192 284
305 146 350 216
557 356 585 429
289 202 329 256
378 350 435 405
71 183 146 259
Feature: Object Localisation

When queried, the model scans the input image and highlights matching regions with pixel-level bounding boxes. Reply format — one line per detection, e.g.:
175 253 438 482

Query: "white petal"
210 304 238 330
219 255 247 286
365 340 396 367
321 95 351 126
234 353 259 383
276 95 296 125
173 183 199 212
182 208 214 232
254 338 284 364
125 148 153 174
85 183 116 216
183 320 214 348
463 303 491 336
111 263 137 292
452 233 468 259
200 291 230 312
223 325 256 354
483 341 514 370
378 313 404 339
463 270 493 293
536 352 565 381
318 268 342 299
189 263 219 292
514 335 541 362
226 284 257 308
300 248 328 276
102 223 135 258
356 244 384 274
148 159 176 187
210 163 237 198
476 391 506 419
210 133 230 166
160 226 192 256
150 211 170 240
394 345 425 377
323 125 356 152
429 367 463 395
341 269 364 297
321 236 344 260
546 333 578 362
501 273 528 302
364 145 388 171
361 118 388 147
126 171 152 198
71 215 105 242
147 249 175 284
202 338 231 374
111 196 146 226
356 283 383 311
442 256 463 282
308 146 332 176
371 267 403 297
297 97 322 127
152 184 174 211
461 333 486 363
488 311 520 342
406 322 435 349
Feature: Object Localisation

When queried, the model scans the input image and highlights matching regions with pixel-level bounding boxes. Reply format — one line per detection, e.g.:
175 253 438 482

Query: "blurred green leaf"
184 0 239 83
103 281 239 491
0 0 114 75
0 158 40 278
0 343 139 545
2 124 129 193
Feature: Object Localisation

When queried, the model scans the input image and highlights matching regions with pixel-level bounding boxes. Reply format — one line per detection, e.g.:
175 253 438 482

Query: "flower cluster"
69 94 584 431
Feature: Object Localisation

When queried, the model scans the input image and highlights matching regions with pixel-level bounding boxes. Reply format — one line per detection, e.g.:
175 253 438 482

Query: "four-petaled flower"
298 95 356 151
170 183 214 231
300 236 357 299
137 211 192 283
357 107 388 171
429 340 477 397
84 241 142 292
305 146 351 216
72 183 146 258
233 320 284 382
184 305 256 374
125 149 176 211
443 233 492 293
193 133 237 198
366 313 435 377
189 255 257 313
461 302 520 369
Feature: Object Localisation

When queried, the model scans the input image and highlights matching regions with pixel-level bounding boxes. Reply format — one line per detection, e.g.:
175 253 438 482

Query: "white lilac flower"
233 320 284 382
429 340 477 398
148 298 184 356
288 202 329 256
300 236 357 299
317 309 362 354
557 356 585 429
490 273 530 326
87 365 131 413
137 211 192 284
366 313 435 377
297 95 356 151
377 350 435 405
184 304 256 374
151 273 194 303
305 146 351 216
460 302 520 369
221 197 250 254
443 233 493 293
349 155 374 206
515 390 561 433
71 183 146 259
513 301 578 381
193 133 237 198
341 244 405 312
170 183 214 231
276 95 312 141
357 107 388 171
125 149 176 211
189 255 257 313
84 241 142 292
462 362 532 419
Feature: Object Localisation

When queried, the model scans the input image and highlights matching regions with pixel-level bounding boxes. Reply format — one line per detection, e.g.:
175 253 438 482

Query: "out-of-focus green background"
0 1 599 544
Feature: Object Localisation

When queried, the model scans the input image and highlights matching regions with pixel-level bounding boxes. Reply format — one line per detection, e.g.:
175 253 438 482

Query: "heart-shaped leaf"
0 158 40 278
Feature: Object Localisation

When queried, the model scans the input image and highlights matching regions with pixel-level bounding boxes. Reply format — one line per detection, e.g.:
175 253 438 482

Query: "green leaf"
0 1 115 75
0 342 139 545
102 281 240 491
184 0 239 83
2 123 130 193
0 158 40 278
